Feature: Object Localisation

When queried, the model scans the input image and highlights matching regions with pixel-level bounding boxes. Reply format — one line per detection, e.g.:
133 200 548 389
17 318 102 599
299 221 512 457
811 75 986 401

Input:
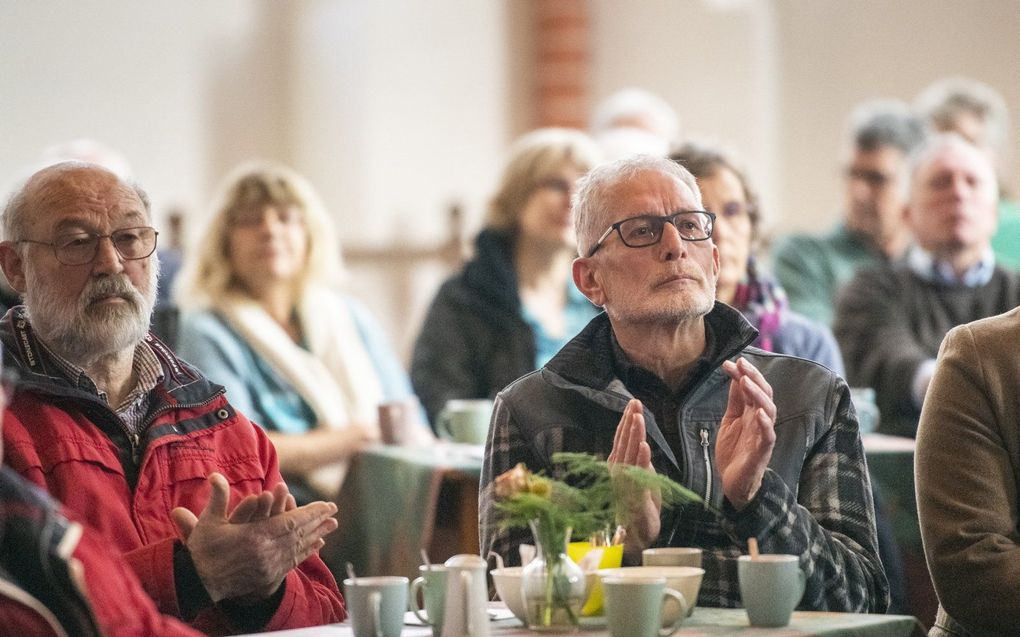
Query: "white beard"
25 258 159 367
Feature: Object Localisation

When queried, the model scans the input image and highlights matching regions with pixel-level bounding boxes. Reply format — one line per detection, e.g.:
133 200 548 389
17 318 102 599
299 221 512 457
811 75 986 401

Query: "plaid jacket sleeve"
480 394 535 568
720 380 890 613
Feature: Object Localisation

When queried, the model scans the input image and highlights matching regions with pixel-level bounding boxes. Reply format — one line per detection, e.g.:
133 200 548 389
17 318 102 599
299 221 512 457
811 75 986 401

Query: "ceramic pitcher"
441 554 489 637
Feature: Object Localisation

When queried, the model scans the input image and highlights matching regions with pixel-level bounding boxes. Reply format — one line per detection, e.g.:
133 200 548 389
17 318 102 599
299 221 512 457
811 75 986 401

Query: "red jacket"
1 310 347 635
0 467 202 637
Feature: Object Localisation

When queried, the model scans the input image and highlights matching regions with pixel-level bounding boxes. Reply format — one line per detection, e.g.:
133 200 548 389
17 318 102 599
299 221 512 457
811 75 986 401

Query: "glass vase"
521 519 586 632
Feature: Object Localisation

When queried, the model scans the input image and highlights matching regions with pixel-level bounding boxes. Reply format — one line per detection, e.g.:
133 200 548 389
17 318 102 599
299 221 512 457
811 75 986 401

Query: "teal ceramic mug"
737 555 805 627
437 399 493 444
602 576 687 637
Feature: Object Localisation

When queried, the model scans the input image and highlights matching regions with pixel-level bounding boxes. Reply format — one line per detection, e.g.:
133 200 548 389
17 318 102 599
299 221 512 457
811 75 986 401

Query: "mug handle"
409 576 432 625
437 409 452 440
658 588 688 637
369 590 383 637
794 568 806 605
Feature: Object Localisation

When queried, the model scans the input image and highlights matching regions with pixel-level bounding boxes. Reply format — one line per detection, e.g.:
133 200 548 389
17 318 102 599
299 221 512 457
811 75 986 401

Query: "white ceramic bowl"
596 566 705 622
491 567 527 623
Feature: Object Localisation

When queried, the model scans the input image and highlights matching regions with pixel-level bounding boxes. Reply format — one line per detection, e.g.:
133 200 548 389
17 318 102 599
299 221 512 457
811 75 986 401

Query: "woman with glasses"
411 128 603 427
671 143 844 373
175 162 424 501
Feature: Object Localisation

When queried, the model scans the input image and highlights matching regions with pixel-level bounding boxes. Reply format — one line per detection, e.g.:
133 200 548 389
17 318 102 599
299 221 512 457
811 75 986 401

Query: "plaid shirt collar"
38 338 164 412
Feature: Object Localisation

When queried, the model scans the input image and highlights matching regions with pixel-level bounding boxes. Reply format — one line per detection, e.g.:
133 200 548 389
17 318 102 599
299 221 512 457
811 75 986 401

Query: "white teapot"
441 554 489 637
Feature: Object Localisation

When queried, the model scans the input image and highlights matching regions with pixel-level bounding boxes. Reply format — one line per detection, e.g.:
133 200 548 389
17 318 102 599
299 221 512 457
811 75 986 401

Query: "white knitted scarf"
214 286 384 498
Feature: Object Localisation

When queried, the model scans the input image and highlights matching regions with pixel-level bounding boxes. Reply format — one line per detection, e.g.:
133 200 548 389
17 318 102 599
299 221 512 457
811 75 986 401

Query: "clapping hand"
608 398 661 560
716 358 777 511
171 473 339 603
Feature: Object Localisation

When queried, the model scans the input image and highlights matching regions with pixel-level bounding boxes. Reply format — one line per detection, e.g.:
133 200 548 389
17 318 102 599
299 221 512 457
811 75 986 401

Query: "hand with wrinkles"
716 358 778 511
608 398 661 561
171 473 338 603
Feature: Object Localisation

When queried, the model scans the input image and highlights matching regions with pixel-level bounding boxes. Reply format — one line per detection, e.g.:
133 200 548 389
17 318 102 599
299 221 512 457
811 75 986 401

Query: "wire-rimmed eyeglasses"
586 211 715 257
15 226 159 266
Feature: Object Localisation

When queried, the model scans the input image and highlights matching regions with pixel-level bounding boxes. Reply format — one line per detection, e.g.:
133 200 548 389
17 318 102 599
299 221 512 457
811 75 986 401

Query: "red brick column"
533 0 589 129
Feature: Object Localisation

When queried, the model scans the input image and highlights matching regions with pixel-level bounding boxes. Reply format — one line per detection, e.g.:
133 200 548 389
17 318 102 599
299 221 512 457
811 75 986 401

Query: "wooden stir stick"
747 537 760 559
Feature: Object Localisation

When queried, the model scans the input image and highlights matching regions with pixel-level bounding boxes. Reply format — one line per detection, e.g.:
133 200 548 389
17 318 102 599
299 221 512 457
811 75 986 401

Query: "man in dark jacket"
481 155 888 612
0 162 346 634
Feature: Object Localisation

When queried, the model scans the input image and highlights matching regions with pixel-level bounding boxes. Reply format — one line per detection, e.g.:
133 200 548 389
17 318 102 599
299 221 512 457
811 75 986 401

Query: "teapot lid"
444 554 486 569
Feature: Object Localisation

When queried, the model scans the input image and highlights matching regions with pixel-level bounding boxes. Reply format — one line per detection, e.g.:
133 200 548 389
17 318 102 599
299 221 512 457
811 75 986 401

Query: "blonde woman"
411 128 602 425
176 162 422 501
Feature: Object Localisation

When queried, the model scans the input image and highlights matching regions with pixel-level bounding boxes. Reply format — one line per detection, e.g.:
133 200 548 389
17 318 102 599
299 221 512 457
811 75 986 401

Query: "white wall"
590 0 780 229
3 0 1020 354
776 0 1020 233
588 0 1020 237
0 0 268 227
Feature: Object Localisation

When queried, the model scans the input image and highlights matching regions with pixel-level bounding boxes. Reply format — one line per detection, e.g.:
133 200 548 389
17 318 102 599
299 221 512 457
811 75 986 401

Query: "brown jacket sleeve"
916 310 1020 634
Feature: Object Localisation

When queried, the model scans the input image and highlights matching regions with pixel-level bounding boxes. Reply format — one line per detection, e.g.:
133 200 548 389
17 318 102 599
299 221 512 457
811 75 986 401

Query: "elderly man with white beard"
0 162 346 635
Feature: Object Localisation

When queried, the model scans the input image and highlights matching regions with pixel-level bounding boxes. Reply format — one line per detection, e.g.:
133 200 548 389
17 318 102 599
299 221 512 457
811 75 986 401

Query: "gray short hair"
573 155 701 257
906 132 999 202
2 161 151 243
590 88 680 140
914 77 1010 153
849 99 927 155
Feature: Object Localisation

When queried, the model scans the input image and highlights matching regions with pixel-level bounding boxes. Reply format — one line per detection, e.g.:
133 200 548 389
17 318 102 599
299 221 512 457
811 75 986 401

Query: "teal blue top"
176 296 416 434
521 283 600 368
992 198 1020 271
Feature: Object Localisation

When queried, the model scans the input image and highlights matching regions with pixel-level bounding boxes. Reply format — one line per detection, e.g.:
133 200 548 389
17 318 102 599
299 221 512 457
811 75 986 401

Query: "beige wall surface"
2 0 1019 355
775 0 1020 234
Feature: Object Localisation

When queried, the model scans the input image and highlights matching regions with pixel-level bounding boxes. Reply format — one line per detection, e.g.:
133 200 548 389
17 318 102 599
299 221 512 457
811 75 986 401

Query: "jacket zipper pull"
129 432 141 465
700 428 712 503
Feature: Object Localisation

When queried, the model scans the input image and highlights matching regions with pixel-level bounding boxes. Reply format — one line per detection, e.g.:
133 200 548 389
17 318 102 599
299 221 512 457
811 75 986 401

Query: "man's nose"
91 236 125 274
658 220 688 260
848 177 871 202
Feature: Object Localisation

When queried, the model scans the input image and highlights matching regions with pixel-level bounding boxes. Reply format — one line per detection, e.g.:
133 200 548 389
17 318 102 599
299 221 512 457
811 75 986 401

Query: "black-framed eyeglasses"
586 211 715 257
16 226 159 266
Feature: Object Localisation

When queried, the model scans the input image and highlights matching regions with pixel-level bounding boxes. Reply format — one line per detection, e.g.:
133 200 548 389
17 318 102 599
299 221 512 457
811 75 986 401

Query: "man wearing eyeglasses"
772 101 926 327
480 155 888 613
0 162 346 634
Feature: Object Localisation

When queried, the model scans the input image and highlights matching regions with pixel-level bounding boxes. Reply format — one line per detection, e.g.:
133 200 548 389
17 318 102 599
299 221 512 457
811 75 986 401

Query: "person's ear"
712 244 720 279
0 242 28 293
572 256 606 308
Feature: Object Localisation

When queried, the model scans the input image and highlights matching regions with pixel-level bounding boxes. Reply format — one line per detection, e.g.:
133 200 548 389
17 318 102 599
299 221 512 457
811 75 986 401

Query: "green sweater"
771 225 888 327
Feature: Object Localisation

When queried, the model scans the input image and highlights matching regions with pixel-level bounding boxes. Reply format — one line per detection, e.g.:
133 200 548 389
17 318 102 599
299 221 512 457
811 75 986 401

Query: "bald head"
0 161 158 367
2 162 150 243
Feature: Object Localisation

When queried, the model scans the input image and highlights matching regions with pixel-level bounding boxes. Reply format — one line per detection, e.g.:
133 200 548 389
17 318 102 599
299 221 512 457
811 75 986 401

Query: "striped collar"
36 337 164 412
907 245 995 287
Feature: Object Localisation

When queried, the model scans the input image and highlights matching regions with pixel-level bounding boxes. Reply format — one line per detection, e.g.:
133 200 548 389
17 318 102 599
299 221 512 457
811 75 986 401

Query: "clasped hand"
716 358 777 511
609 358 777 558
171 473 339 603
608 398 660 561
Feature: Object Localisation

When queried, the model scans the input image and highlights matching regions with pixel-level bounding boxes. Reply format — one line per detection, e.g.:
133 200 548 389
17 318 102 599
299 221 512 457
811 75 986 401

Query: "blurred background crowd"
3 0 1019 632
